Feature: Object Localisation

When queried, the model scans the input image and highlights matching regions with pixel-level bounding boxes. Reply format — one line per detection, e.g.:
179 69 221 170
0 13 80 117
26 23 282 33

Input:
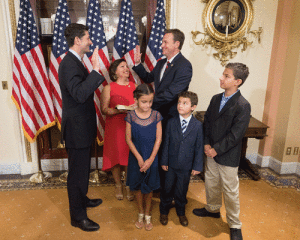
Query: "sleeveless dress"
125 110 163 194
102 82 136 171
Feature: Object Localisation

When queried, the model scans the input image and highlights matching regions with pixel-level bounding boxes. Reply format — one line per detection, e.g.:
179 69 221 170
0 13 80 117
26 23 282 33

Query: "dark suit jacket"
58 51 105 149
204 91 251 167
132 52 192 119
161 115 204 171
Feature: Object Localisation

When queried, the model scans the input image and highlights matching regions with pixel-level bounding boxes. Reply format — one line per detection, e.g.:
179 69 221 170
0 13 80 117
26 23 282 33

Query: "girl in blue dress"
125 84 162 231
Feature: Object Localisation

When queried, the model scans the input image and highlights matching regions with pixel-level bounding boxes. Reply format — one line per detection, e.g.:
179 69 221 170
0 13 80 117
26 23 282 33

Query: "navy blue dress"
125 110 162 194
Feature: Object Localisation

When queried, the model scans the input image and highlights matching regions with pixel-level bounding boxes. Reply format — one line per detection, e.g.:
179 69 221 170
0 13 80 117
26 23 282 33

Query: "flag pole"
29 134 52 183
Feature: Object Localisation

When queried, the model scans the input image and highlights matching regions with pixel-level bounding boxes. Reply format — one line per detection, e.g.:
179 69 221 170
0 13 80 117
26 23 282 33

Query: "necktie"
164 61 170 74
181 119 187 133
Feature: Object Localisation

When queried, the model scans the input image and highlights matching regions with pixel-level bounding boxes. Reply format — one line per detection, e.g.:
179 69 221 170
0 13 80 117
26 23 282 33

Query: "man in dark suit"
59 23 105 232
160 91 203 227
133 29 192 128
193 63 251 240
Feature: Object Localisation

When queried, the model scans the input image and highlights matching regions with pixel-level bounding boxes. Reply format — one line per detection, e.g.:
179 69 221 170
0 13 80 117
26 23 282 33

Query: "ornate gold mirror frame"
192 0 262 66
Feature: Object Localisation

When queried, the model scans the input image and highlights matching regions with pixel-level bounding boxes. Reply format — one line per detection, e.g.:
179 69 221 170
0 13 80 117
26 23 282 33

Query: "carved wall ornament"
192 0 262 66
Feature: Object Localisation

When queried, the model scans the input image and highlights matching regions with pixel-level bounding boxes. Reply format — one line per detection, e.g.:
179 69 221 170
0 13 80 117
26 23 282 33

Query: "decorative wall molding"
247 153 300 176
2 154 299 177
0 158 104 175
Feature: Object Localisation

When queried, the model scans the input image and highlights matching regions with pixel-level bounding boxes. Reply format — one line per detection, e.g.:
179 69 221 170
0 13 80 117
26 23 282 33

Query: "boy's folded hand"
205 148 217 158
191 170 200 176
161 165 168 171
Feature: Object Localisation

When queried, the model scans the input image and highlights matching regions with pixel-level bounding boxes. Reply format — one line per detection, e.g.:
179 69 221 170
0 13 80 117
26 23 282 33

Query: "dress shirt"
219 90 239 112
159 52 180 81
69 49 100 75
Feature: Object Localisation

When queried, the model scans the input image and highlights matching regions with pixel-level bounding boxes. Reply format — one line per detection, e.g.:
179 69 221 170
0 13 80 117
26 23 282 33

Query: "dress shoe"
71 218 100 232
193 208 220 218
230 228 243 240
86 198 102 208
160 214 168 225
179 215 188 227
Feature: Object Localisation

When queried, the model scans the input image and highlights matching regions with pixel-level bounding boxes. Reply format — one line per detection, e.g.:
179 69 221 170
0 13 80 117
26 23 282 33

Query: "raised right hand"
91 47 100 72
134 45 142 65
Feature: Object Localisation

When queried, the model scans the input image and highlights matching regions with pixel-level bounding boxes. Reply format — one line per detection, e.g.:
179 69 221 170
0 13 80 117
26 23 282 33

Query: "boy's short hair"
225 62 249 87
178 91 198 106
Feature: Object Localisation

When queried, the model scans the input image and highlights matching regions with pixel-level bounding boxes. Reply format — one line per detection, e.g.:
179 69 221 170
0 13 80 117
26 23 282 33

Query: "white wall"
175 0 278 156
0 1 24 174
0 0 39 175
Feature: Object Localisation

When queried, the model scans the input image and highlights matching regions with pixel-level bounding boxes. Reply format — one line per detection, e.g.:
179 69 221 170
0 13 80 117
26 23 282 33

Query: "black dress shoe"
193 208 220 218
86 198 102 208
179 215 188 227
71 218 100 232
230 228 243 240
160 214 168 225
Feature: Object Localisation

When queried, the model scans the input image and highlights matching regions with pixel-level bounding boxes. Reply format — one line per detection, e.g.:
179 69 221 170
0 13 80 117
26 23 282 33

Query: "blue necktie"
182 119 187 133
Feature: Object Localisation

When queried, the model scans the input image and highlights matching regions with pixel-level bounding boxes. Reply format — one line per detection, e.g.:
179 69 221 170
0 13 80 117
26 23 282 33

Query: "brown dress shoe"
179 215 188 227
160 214 168 225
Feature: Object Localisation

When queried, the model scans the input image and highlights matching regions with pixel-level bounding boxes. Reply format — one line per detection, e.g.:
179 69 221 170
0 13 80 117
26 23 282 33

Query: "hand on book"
115 104 136 111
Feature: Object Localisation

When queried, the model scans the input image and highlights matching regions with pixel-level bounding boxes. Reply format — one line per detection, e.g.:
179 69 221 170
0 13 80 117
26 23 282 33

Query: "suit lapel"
182 116 196 139
174 116 183 140
157 53 182 89
216 91 241 119
68 51 89 77
155 58 167 89
212 93 222 119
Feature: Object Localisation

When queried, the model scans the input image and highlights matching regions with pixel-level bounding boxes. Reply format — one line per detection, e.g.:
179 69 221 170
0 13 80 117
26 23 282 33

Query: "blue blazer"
132 52 192 119
161 115 204 172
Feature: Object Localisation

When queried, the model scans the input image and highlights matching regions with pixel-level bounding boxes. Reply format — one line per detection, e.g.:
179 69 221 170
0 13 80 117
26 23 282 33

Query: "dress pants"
67 147 91 221
160 167 191 216
205 157 242 229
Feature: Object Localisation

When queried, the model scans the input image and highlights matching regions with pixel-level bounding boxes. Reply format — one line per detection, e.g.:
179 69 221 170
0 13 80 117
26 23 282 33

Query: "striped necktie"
181 119 187 133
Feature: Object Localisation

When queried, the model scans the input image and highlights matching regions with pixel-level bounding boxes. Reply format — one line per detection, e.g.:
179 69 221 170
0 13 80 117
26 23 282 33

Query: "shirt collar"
69 49 82 62
222 89 239 100
167 52 180 64
179 114 192 125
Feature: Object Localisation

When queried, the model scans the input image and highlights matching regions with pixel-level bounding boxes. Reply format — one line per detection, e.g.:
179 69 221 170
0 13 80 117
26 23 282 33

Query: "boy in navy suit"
160 91 204 227
193 63 251 240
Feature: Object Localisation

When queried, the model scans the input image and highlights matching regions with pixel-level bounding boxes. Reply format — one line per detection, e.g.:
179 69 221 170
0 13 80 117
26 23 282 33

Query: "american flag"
12 0 55 143
144 0 166 72
48 0 71 128
83 0 111 144
113 0 140 84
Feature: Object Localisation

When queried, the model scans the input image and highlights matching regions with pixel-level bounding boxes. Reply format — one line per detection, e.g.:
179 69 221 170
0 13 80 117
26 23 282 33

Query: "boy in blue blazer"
160 91 204 227
193 63 251 240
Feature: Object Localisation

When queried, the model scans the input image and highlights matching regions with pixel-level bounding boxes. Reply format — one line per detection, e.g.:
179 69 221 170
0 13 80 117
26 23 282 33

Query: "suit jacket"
204 91 251 167
161 115 204 171
58 51 105 149
132 52 192 119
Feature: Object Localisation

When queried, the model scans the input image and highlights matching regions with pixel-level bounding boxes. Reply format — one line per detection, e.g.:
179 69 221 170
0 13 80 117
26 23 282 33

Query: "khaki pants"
205 157 242 229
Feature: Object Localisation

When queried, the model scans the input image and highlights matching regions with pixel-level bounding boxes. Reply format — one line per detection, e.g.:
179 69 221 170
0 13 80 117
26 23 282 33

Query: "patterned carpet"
0 167 299 192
